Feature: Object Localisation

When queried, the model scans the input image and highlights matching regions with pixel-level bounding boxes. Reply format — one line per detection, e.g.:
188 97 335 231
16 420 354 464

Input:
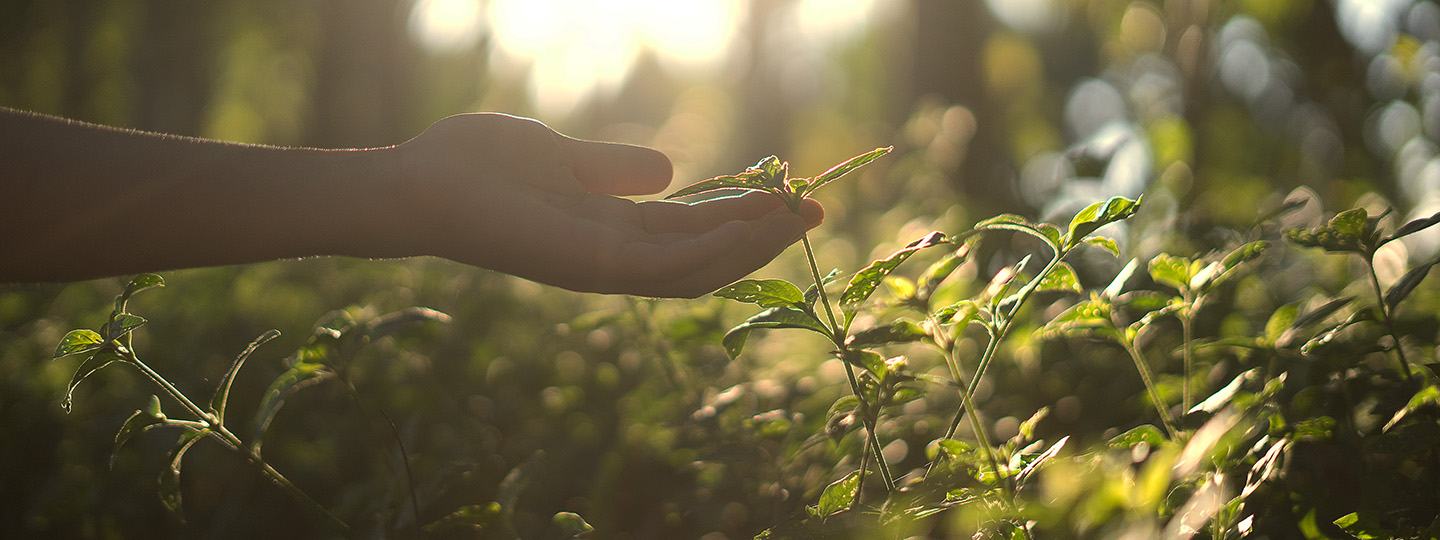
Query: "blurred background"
3 0 1440 538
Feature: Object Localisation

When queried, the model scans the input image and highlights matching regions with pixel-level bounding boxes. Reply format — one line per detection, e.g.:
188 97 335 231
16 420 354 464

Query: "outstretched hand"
392 113 824 298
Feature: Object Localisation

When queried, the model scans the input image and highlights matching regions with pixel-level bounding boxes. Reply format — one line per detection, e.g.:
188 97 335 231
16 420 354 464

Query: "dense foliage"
6 0 1440 539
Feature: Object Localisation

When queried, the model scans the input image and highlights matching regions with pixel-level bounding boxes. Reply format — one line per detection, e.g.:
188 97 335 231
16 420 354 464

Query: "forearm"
0 108 405 282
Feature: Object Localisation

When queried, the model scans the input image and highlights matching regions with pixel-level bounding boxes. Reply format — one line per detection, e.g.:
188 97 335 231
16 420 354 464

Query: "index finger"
562 136 673 196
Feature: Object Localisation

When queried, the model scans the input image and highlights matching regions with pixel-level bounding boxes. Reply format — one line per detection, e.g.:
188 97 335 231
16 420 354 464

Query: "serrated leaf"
158 428 208 520
1037 262 1082 293
54 329 104 358
365 307 452 341
1384 257 1439 311
715 279 807 308
1107 424 1165 449
840 231 949 321
250 360 332 454
211 329 280 423
1148 254 1191 292
1084 236 1122 257
1066 196 1142 248
112 395 167 469
803 147 892 196
553 512 594 537
815 471 861 518
61 350 123 412
1384 210 1440 244
722 307 831 359
846 320 930 348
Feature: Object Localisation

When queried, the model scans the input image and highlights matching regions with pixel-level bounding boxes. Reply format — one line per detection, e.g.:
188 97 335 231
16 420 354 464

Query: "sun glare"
485 0 740 115
408 0 486 53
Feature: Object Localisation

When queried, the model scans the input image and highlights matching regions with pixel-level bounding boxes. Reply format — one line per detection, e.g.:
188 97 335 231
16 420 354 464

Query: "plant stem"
123 349 350 531
800 233 895 492
1119 338 1180 440
1181 295 1196 412
1364 254 1414 379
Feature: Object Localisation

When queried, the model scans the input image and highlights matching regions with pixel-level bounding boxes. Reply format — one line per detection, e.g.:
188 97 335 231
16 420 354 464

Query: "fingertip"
796 198 825 228
568 138 673 195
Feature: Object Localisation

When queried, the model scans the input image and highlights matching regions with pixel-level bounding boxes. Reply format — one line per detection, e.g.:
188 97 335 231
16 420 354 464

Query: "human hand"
390 113 823 298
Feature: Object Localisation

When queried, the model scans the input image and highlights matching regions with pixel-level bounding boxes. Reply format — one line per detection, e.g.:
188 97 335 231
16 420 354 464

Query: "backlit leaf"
846 320 930 348
1066 196 1142 248
1084 236 1122 257
105 313 147 342
62 350 123 413
715 279 807 308
1148 254 1191 292
365 307 452 341
1107 424 1165 449
54 329 104 358
1037 262 1082 293
916 245 971 299
815 471 861 518
840 231 949 322
250 359 333 454
664 170 772 199
723 307 831 359
804 147 892 196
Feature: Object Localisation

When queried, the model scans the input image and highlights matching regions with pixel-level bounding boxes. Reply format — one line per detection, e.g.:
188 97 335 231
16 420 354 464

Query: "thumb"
563 136 673 196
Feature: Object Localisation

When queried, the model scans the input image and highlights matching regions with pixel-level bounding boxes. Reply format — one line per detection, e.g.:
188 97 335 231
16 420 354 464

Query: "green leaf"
1084 236 1122 257
1189 368 1258 414
1148 254 1191 292
112 395 167 468
933 299 979 326
112 273 165 317
1384 210 1440 245
250 359 332 454
971 214 1062 250
1383 385 1440 432
1066 196 1142 249
814 471 861 518
1107 424 1165 449
211 329 280 423
61 350 123 413
1037 262 1082 293
1384 257 1439 311
916 245 971 299
715 279 808 308
803 147 892 196
1039 297 1115 339
804 268 842 307
425 502 505 534
158 428 208 520
846 320 930 348
664 170 773 199
756 155 785 183
1242 437 1287 498
841 349 889 379
840 231 949 320
1104 258 1140 299
54 329 104 358
722 307 831 359
1264 303 1299 346
552 512 594 537
1016 436 1068 484
104 313 147 342
1330 207 1368 237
